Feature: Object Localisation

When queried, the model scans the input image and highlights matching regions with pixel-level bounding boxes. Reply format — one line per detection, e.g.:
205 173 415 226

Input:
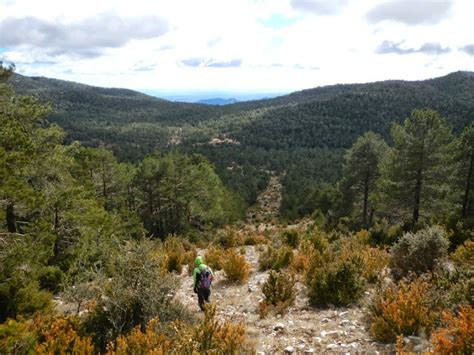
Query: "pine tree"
457 123 474 218
381 109 453 227
340 131 388 226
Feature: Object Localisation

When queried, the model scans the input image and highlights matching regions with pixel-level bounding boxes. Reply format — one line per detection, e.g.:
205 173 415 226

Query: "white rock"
349 342 360 349
326 344 338 350
284 346 295 353
339 311 349 317
314 337 323 343
339 319 351 326
304 348 315 353
321 317 331 323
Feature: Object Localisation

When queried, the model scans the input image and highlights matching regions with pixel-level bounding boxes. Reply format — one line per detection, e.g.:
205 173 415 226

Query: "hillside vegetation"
11 71 474 218
1 63 473 353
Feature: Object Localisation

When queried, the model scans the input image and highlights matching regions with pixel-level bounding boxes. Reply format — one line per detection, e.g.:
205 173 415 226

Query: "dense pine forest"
1 62 473 353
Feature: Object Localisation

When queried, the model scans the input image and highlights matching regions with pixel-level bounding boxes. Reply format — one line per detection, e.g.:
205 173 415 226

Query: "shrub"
243 234 267 246
336 236 388 283
368 278 437 343
390 226 449 280
222 250 250 283
258 245 293 271
0 318 38 354
305 228 329 253
0 315 94 354
163 236 187 273
368 218 402 246
34 316 94 354
431 268 474 311
108 305 253 354
184 248 197 276
257 300 270 319
15 282 52 318
193 304 250 353
80 240 190 350
38 266 64 293
261 271 296 316
290 239 317 275
431 305 474 354
282 230 299 248
451 240 474 270
204 246 226 271
214 227 240 249
107 318 172 354
165 252 183 274
360 247 389 283
307 258 365 307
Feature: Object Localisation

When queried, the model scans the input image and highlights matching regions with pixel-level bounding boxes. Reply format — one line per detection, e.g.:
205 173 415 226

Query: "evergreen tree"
457 123 474 218
381 109 453 227
340 132 388 226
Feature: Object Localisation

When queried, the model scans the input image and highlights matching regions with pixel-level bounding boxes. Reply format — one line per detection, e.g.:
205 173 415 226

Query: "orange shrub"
0 315 94 354
431 305 474 354
368 278 437 343
204 246 226 271
223 249 250 283
360 247 389 283
35 316 94 354
290 239 316 275
194 304 248 354
107 318 173 354
107 305 252 354
243 234 268 246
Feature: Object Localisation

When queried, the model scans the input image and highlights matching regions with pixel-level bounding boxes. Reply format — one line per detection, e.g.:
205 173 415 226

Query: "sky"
1 0 473 96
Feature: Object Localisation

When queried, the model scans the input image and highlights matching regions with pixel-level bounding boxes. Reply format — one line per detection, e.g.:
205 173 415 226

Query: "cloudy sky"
0 0 473 95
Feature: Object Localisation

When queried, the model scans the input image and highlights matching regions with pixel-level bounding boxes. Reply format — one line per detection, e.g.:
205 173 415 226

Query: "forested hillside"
2 63 473 354
11 71 474 218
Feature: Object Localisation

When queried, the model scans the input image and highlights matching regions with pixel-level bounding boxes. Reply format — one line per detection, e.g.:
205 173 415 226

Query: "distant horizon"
141 89 288 103
13 68 474 104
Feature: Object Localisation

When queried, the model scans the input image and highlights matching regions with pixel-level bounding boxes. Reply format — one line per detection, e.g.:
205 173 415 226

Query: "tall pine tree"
381 109 453 227
340 131 388 226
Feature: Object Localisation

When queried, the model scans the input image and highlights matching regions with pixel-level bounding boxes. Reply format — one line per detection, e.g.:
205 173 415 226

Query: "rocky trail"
174 177 397 354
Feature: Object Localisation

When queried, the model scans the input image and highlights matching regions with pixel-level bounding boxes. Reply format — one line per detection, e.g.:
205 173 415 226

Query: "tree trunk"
462 154 473 218
362 173 369 226
413 168 423 227
6 203 16 233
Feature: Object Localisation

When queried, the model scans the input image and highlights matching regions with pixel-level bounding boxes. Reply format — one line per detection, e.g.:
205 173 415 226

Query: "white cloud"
0 0 473 92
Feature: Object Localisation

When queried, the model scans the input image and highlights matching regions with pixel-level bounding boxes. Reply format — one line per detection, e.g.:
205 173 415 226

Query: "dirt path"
175 177 395 354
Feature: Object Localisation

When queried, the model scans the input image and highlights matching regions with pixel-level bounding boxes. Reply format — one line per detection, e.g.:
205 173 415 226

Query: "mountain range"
9 71 474 217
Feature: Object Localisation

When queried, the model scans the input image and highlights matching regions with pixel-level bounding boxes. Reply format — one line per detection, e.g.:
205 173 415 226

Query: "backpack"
198 266 212 290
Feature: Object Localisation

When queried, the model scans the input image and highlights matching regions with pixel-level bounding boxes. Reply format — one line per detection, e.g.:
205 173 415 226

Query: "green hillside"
10 72 474 217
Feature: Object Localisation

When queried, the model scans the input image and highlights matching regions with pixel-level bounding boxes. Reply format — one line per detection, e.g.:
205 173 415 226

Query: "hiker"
193 256 214 311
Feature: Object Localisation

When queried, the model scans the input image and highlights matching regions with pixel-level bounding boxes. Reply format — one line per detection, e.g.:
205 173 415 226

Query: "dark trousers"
197 287 211 311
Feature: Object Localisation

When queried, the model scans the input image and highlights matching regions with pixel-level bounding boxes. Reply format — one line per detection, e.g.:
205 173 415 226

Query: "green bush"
307 258 365 307
80 240 191 350
390 226 449 280
258 246 294 271
214 228 239 249
367 218 402 246
282 230 299 248
261 271 296 315
15 282 52 317
38 266 64 293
